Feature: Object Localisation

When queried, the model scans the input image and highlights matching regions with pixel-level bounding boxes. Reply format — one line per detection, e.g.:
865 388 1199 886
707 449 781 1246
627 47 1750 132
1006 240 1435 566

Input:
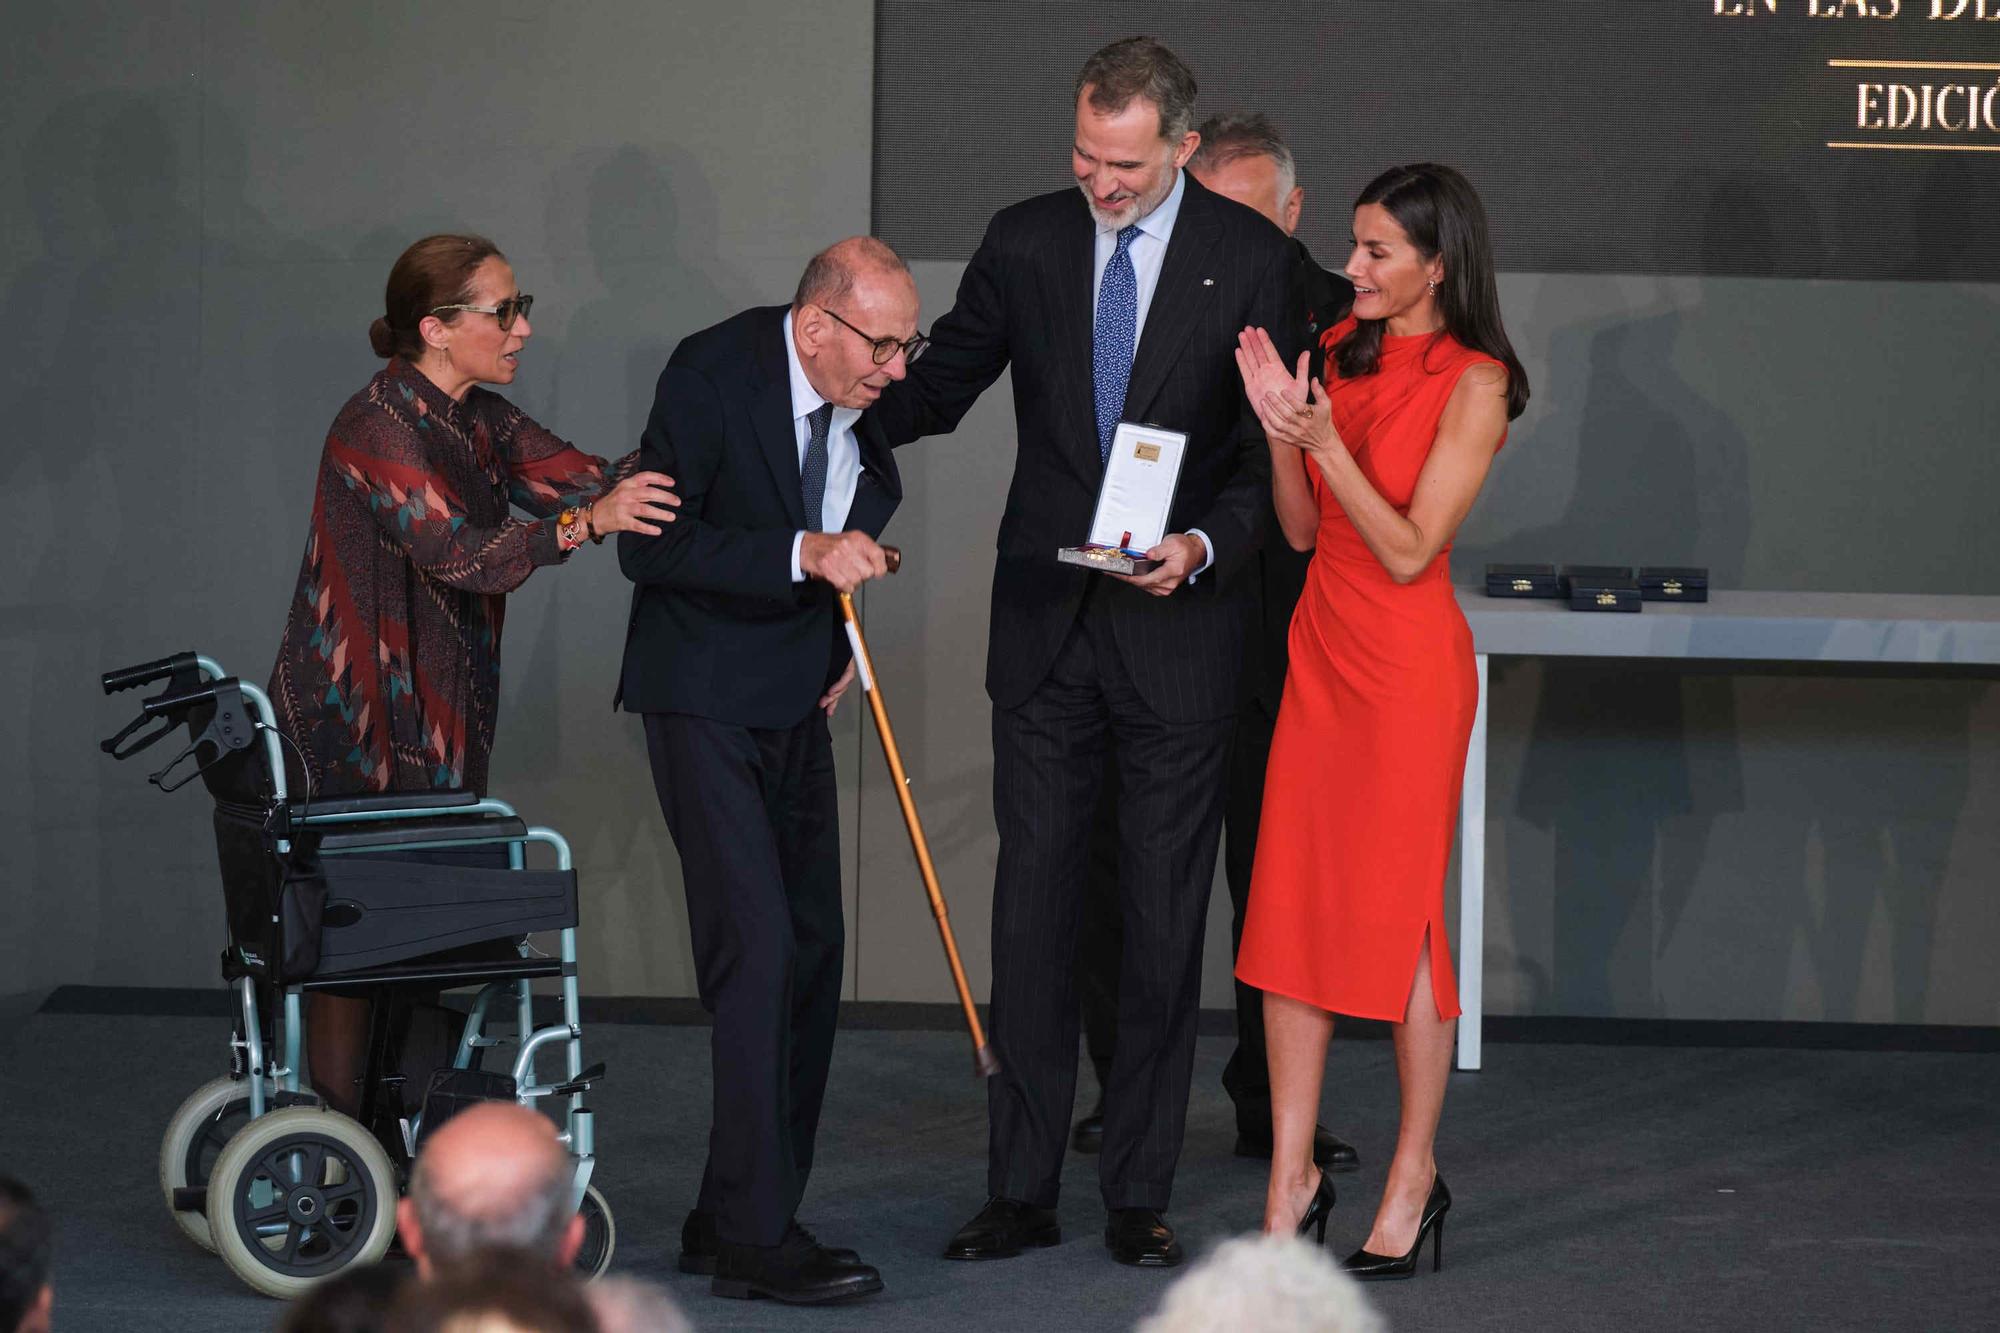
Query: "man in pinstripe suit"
873 37 1300 1268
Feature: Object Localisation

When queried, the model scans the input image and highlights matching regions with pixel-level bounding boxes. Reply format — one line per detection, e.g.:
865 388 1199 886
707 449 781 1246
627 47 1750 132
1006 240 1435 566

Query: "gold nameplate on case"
1512 579 1533 593
1056 421 1188 578
1662 580 1684 596
1596 592 1617 606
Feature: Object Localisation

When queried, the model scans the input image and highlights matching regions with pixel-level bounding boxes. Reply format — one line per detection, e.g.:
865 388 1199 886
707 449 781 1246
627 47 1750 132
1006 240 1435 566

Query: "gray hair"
1189 112 1298 207
1135 1233 1386 1333
407 1149 573 1266
793 235 910 311
1075 36 1198 142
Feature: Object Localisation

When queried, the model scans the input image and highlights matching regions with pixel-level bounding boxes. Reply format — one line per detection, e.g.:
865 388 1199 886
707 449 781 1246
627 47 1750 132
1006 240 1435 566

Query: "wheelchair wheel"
158 1076 260 1252
206 1105 397 1299
573 1183 616 1281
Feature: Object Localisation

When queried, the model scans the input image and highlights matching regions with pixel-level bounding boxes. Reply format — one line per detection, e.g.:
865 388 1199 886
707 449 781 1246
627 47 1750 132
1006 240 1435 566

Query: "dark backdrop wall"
4 2 1995 1029
1 0 879 1002
856 1 2000 1026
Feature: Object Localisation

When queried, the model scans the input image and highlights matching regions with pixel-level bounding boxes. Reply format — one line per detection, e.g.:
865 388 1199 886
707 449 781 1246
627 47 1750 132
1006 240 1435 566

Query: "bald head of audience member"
395 1102 583 1280
1136 1233 1383 1333
790 235 922 411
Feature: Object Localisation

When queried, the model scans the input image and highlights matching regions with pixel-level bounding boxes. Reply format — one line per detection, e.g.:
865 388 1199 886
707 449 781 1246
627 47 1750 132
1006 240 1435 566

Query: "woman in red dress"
1233 164 1528 1277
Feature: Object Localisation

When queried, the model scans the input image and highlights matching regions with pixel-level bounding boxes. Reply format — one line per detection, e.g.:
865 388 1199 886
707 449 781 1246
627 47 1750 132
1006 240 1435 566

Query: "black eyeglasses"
431 293 534 332
821 306 929 366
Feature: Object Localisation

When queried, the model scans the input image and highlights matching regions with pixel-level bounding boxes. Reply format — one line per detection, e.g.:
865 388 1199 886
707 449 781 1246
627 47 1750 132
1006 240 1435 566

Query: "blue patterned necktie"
1093 225 1139 463
801 401 833 532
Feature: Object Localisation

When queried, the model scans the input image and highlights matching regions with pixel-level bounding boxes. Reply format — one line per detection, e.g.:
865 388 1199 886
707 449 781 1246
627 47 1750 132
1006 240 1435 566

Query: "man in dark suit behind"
1071 112 1360 1173
618 237 919 1305
872 38 1299 1268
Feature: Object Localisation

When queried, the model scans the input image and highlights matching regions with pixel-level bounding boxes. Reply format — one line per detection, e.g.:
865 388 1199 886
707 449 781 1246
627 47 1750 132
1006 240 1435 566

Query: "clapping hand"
1235 327 1340 458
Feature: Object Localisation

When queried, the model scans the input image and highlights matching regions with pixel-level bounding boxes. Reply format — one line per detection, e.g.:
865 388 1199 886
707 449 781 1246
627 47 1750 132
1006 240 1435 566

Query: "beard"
1078 167 1176 230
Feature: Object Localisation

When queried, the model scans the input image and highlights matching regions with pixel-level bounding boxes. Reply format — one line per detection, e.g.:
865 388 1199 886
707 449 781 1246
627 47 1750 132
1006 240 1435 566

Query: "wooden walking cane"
837 547 1000 1078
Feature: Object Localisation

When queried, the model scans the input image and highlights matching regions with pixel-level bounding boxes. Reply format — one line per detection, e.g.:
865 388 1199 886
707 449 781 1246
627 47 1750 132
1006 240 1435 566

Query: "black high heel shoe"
1294 1169 1336 1245
1342 1172 1450 1279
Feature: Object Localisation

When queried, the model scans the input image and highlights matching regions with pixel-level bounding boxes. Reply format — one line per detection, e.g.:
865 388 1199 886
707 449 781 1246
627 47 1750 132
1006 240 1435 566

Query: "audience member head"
1188 112 1302 236
791 236 922 410
1135 1233 1383 1333
370 233 506 362
0 1176 52 1333
277 1262 406 1333
383 1250 595 1333
1072 36 1201 230
1336 162 1529 419
584 1275 694 1333
395 1103 582 1281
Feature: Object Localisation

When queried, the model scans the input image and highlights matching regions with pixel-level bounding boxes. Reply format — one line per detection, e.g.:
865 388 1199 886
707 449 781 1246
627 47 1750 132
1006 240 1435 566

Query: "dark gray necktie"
801 402 833 532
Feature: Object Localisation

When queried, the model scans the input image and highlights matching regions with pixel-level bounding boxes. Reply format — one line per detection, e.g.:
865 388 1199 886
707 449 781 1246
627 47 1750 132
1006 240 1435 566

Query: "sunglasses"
431 293 535 332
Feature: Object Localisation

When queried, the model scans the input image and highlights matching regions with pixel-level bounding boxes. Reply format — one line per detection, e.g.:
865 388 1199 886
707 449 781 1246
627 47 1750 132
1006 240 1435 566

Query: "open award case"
1057 422 1188 576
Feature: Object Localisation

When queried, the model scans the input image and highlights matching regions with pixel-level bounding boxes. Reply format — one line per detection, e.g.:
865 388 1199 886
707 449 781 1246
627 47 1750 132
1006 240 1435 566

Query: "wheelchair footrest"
545 1061 607 1099
415 1067 519 1154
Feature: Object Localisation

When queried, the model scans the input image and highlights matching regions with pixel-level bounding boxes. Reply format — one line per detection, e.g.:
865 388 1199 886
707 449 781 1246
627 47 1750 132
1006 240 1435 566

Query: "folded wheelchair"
100 650 613 1298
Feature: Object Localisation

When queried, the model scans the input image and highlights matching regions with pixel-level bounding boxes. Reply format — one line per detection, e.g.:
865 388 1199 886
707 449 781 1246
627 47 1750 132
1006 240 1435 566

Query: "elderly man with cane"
617 236 918 1306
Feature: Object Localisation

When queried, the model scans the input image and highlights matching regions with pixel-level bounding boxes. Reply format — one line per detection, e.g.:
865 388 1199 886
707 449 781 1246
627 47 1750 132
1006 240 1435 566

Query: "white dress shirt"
783 309 864 581
1089 169 1213 579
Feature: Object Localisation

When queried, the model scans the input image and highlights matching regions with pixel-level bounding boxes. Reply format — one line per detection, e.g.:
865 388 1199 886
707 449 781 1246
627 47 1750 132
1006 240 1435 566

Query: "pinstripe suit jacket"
874 174 1300 723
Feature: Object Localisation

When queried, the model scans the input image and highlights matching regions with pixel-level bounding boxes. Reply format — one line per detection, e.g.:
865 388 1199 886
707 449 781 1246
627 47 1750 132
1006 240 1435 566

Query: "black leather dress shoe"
712 1231 883 1304
680 1210 859 1276
1070 1095 1106 1154
942 1198 1061 1260
1233 1122 1360 1172
1104 1208 1183 1267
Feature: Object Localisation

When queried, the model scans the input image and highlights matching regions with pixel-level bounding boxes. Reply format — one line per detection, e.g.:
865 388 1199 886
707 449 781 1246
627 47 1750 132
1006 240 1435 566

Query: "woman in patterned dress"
268 233 679 1113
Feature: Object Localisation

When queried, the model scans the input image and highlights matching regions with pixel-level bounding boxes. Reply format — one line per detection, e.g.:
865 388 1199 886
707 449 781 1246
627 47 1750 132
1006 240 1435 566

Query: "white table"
1452 589 2000 1070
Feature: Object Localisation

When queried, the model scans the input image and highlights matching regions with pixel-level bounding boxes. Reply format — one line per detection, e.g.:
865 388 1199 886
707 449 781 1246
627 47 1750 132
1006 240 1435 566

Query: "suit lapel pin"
1202 278 1214 286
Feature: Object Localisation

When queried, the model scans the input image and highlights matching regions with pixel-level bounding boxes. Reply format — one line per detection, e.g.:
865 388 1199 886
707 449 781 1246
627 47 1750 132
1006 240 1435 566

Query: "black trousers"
987 592 1232 1211
1078 698 1283 1133
643 710 844 1247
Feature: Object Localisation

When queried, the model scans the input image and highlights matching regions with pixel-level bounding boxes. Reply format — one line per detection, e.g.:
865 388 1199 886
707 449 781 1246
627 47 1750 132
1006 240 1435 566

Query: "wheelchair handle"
142 681 222 717
103 651 198 694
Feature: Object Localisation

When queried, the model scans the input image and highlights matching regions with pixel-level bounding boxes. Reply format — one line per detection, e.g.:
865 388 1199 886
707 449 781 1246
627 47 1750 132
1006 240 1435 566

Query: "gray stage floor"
3 1006 1996 1332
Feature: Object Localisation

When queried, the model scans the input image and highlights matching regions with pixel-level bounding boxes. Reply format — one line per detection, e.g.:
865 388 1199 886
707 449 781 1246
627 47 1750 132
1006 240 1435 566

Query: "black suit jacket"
616 305 901 728
1243 239 1355 716
873 173 1299 723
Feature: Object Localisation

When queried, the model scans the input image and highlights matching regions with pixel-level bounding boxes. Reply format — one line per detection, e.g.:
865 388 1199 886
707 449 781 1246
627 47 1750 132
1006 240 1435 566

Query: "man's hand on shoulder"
1112 532 1207 597
800 531 891 595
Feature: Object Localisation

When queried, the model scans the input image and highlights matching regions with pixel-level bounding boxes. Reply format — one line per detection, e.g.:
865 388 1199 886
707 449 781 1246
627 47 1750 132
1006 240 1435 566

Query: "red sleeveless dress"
1235 320 1504 1022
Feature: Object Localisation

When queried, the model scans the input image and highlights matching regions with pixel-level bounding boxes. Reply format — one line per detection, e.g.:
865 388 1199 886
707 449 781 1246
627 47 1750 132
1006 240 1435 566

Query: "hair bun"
368 316 397 358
